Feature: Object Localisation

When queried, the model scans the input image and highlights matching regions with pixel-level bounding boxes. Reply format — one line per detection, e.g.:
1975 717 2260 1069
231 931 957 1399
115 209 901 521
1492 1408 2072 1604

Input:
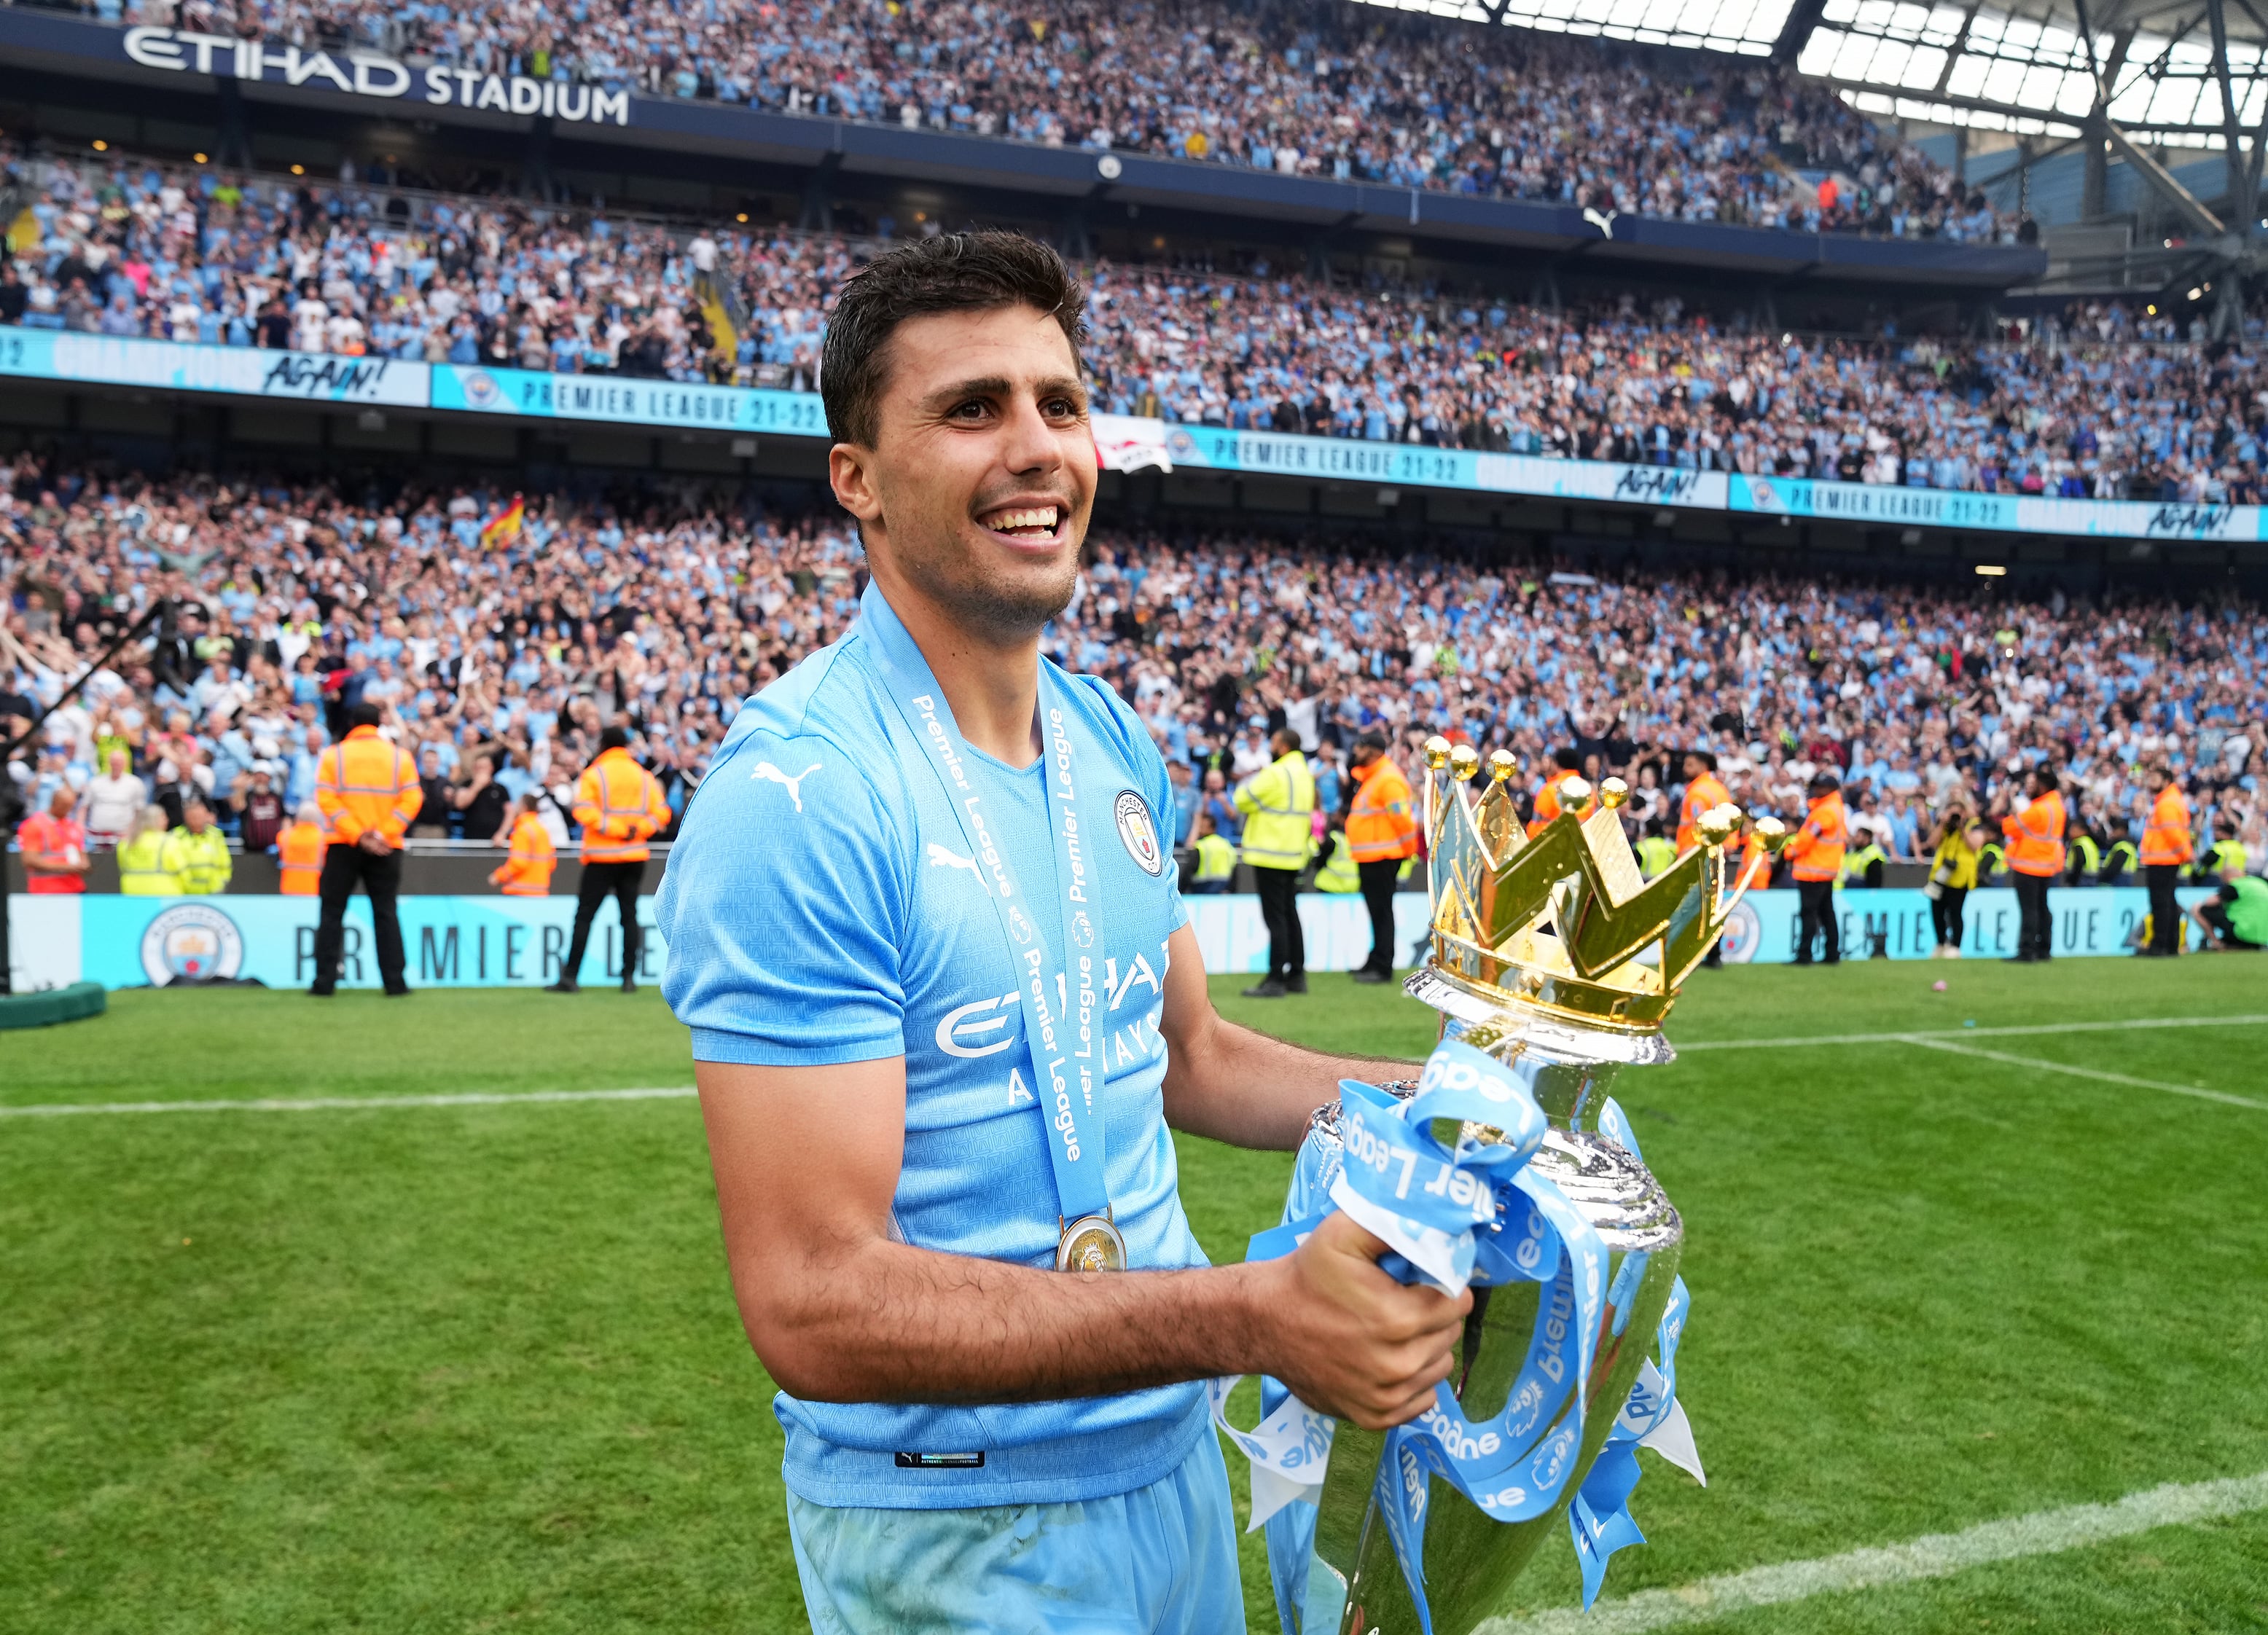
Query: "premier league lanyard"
858 585 1123 1272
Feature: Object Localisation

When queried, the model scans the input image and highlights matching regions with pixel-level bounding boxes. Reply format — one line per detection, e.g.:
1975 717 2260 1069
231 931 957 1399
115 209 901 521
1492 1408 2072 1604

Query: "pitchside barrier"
4 887 2213 993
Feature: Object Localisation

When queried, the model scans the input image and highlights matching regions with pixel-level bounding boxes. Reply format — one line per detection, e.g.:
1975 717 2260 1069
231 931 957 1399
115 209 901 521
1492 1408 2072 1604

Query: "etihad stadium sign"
119 27 631 125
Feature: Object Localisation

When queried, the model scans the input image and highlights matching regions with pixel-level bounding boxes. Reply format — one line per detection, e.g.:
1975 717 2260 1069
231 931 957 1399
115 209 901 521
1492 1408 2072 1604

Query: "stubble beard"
898 517 1083 648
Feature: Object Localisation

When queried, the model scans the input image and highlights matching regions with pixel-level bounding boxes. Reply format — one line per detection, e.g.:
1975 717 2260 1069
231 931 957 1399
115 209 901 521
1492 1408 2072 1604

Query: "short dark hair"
1808 771 1841 795
1353 732 1388 756
346 701 383 729
598 726 631 754
821 231 1086 447
1684 748 1718 772
1553 748 1583 772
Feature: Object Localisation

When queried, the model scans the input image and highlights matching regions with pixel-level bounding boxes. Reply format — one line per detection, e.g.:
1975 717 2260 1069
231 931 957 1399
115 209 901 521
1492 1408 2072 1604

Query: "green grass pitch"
6 959 2267 1634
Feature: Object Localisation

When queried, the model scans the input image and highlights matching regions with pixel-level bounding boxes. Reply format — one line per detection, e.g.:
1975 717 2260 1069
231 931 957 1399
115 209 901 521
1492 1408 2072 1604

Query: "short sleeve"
657 730 910 1067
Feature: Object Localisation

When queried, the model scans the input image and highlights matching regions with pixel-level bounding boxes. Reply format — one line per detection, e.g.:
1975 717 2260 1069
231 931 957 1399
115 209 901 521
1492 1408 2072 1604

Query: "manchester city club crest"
1114 789 1165 877
138 903 246 986
1715 898 1763 963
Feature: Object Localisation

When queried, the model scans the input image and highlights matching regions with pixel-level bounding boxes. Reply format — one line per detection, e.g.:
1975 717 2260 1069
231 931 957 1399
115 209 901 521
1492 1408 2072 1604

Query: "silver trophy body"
1275 1031 1684 1635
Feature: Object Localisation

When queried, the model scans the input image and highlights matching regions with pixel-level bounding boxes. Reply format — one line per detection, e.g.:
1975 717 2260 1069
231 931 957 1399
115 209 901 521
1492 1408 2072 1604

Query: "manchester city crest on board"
139 903 245 986
1114 789 1165 877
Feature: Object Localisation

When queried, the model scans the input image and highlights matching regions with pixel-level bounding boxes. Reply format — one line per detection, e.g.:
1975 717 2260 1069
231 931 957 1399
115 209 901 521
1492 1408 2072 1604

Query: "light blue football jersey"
657 584 1209 1510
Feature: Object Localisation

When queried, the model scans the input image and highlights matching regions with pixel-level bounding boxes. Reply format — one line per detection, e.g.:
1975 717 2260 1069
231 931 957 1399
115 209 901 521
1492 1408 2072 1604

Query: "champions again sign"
120 27 631 126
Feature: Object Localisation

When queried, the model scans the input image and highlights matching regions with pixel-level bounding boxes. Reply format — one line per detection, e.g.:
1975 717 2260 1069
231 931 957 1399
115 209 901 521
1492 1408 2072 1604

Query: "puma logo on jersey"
926 842 988 887
751 761 821 812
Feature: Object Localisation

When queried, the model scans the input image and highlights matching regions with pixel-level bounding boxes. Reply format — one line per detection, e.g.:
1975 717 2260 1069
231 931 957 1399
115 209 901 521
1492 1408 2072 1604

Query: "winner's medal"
1055 1212 1127 1274
862 584 1126 1282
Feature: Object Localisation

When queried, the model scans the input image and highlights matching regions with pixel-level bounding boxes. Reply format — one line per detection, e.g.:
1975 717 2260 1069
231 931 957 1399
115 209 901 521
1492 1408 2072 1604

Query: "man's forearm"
742 1238 1278 1405
1166 1010 1415 1150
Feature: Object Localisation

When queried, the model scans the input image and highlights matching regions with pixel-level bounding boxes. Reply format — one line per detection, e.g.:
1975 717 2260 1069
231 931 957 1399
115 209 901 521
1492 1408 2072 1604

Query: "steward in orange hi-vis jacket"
1346 733 1420 984
2001 764 2066 963
309 705 422 996
550 727 673 994
1784 772 1847 966
2138 765 2192 957
490 796 559 896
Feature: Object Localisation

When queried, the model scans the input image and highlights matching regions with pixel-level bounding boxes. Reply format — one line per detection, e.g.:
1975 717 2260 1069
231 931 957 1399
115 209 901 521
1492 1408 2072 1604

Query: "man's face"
50 788 74 818
829 304 1097 646
185 805 210 833
1353 745 1380 769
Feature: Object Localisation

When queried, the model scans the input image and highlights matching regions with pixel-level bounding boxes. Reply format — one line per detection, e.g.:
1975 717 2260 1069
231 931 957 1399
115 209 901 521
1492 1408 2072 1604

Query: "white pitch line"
1676 1013 2268 1052
1482 1468 2268 1635
1896 1035 2268 1111
8 1016 2265 1121
0 1086 697 1118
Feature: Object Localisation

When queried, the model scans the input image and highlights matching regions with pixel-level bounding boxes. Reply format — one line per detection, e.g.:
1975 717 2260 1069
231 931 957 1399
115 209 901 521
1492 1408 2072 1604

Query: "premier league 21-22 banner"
1713 885 2213 962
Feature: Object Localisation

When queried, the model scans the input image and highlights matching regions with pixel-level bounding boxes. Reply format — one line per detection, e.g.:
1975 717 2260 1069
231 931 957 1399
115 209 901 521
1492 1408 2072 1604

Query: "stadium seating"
5 466 2262 875
43 0 2004 240
0 145 2252 501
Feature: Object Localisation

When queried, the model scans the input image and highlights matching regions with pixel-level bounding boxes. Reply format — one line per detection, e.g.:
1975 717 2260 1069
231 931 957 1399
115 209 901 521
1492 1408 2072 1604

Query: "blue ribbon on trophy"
1211 1038 1707 1633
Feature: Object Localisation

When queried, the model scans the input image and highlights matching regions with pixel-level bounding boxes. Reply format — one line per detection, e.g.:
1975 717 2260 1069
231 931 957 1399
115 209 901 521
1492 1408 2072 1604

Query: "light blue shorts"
786 1430 1246 1633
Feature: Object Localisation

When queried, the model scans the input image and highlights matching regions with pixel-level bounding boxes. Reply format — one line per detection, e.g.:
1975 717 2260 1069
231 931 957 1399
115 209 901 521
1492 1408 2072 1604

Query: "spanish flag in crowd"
479 495 525 551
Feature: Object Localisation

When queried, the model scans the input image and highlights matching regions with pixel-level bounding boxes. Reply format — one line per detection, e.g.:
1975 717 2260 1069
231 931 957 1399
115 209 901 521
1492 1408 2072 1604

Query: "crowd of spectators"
76 0 2005 240
7 460 2264 887
3 146 2258 501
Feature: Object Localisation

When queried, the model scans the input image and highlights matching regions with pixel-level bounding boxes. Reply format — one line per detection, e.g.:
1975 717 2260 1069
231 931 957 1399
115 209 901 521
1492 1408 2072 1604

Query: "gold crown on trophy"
1405 737 1790 1048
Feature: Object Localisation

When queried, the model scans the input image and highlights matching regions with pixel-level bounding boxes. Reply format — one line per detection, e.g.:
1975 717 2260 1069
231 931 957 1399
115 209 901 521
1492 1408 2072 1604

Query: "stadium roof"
1347 0 2268 149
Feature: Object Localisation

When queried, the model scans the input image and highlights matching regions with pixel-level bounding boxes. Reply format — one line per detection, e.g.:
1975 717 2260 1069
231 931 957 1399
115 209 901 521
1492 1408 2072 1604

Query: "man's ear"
829 443 883 530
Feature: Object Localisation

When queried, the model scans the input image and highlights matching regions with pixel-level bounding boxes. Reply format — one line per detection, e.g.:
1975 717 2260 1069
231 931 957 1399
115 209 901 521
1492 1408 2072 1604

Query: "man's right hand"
1256 1209 1471 1430
357 831 393 855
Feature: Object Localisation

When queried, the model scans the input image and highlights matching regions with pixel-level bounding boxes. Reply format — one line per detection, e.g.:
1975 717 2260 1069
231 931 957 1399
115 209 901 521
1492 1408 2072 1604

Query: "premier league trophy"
1212 740 1788 1635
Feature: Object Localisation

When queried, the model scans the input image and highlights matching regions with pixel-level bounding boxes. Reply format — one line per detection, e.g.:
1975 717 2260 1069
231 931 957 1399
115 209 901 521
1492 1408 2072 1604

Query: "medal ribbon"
857 583 1111 1229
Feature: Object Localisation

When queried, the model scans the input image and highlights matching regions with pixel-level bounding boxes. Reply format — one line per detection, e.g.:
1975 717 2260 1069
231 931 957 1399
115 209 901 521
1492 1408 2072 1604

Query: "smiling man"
656 232 1467 1632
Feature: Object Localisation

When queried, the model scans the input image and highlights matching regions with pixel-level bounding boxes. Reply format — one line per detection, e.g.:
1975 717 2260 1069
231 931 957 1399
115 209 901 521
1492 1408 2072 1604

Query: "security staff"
2189 856 2268 951
1998 763 2066 963
117 807 178 895
2139 767 2194 951
550 725 672 994
1345 732 1419 985
161 798 234 895
311 701 423 997
1312 829 1360 894
1188 809 1238 893
1784 771 1847 965
275 802 326 896
1635 821 1677 879
1673 750 1731 853
1527 748 1592 837
1233 727 1316 998
490 791 559 896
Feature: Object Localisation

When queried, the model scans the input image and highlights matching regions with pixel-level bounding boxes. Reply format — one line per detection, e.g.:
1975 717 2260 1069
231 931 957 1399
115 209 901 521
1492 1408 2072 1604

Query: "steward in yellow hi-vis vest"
308 703 422 998
117 807 178 895
161 799 234 895
550 726 673 995
1232 729 1315 997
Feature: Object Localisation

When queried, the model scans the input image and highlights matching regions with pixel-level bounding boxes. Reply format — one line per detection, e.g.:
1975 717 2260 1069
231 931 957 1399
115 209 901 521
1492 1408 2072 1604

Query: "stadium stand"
0 145 2248 499
16 0 2009 239
5 463 2263 881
